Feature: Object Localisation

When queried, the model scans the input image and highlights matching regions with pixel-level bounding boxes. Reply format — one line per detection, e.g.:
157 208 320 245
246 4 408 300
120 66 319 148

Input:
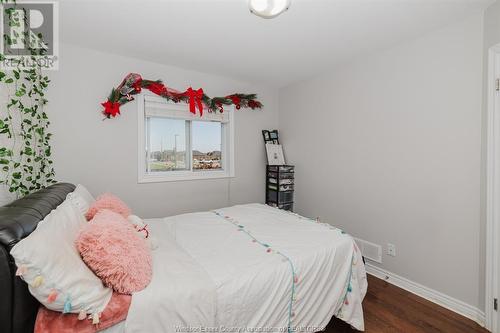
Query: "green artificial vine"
0 0 56 197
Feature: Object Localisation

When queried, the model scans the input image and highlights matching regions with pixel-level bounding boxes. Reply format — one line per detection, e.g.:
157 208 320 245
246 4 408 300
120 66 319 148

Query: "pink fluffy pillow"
85 193 131 221
76 210 152 294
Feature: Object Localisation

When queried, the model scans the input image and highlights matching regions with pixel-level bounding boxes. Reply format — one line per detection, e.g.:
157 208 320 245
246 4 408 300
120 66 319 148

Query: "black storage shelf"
266 165 294 211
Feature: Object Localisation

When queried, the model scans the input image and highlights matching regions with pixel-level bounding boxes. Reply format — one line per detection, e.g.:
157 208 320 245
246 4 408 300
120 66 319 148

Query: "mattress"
106 204 367 332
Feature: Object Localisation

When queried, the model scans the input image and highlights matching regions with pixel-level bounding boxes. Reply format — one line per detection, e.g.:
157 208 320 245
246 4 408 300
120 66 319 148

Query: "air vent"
354 237 382 263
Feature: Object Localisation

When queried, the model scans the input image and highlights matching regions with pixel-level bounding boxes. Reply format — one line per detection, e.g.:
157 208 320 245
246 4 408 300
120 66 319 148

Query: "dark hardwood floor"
325 275 489 333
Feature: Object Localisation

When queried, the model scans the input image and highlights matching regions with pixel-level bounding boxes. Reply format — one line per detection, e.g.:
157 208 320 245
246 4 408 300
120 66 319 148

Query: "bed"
0 183 367 333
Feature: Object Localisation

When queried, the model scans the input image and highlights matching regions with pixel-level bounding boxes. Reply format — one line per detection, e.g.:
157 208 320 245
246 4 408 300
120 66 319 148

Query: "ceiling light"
249 0 291 19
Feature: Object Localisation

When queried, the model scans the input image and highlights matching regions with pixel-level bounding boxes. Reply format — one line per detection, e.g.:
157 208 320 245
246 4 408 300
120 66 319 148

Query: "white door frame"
486 43 500 332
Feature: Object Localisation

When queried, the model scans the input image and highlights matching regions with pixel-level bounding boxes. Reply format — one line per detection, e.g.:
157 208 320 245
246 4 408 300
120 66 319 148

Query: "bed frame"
0 183 75 333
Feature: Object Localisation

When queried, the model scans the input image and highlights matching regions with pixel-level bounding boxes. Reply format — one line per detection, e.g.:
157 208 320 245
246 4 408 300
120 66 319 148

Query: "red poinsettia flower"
227 95 241 106
147 82 167 96
101 100 121 118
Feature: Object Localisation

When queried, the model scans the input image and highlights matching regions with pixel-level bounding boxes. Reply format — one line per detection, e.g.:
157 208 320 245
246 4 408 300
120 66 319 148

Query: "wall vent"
354 237 382 263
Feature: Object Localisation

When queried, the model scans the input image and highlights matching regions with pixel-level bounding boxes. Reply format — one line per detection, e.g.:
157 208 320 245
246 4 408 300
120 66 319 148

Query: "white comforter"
123 204 367 333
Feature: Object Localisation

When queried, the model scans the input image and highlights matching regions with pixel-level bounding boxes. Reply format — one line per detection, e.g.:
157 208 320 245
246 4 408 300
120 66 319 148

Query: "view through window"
148 118 187 172
192 121 222 170
147 118 222 172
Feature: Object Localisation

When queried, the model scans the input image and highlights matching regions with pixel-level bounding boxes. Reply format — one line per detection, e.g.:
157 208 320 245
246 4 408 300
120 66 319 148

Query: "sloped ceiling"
60 0 493 87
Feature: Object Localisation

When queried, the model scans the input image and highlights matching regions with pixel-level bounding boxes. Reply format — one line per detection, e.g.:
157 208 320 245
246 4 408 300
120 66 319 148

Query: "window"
192 121 222 171
138 95 234 182
148 118 188 172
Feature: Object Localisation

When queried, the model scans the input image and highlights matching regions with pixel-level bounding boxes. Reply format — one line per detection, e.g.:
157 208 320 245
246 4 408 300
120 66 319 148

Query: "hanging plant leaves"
0 0 56 198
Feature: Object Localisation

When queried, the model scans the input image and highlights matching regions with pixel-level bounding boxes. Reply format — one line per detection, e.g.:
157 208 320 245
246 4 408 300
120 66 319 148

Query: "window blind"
144 96 229 123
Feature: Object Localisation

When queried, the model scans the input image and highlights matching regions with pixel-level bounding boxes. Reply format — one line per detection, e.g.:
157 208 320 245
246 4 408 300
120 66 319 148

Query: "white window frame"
137 94 235 183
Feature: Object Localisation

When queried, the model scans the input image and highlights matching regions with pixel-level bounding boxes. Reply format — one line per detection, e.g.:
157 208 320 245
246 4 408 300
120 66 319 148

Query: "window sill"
138 170 235 183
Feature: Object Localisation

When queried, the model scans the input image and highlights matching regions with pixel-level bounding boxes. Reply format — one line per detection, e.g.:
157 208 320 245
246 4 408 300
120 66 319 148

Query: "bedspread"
123 204 367 333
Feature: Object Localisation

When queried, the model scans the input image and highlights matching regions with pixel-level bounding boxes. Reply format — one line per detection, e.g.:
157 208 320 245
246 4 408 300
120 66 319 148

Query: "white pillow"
10 198 112 316
67 184 95 216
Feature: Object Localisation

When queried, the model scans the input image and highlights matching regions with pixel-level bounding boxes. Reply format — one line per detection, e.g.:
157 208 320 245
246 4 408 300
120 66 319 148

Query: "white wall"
484 0 500 50
279 13 484 310
42 43 279 218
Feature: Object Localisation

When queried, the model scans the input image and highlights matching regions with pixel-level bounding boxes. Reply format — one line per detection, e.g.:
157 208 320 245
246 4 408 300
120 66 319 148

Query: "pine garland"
101 73 263 118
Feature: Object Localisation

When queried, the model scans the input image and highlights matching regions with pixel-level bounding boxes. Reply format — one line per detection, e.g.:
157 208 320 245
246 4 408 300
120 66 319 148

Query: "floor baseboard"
364 262 486 327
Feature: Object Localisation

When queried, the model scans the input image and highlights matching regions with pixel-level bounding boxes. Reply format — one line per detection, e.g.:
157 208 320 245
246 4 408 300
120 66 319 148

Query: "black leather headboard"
0 183 76 333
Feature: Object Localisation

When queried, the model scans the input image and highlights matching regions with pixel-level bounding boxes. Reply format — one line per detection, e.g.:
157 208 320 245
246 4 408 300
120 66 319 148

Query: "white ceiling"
60 0 494 87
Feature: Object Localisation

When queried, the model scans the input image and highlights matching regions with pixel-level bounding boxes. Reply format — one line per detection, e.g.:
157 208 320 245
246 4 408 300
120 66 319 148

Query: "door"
496 50 500 333
487 45 500 333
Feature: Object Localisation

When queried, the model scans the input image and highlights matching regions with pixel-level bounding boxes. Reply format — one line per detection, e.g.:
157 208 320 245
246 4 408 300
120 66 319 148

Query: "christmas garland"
101 73 263 118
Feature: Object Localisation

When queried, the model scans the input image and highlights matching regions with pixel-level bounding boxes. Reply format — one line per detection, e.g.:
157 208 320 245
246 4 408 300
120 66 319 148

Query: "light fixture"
249 0 291 19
